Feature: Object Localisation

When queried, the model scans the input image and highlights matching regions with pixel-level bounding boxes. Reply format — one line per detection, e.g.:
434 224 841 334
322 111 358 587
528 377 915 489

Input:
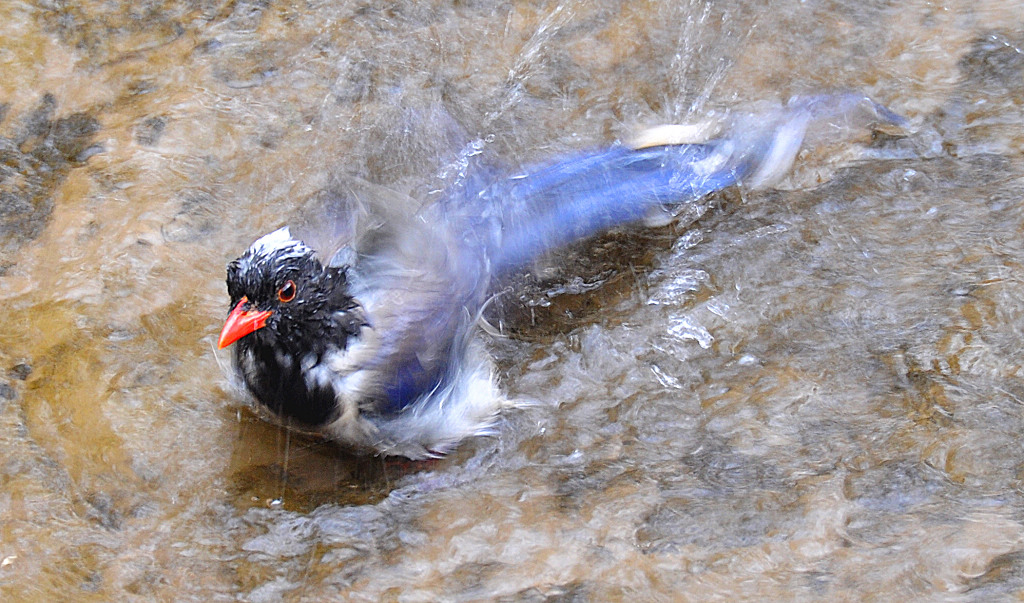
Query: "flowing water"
2 0 1024 600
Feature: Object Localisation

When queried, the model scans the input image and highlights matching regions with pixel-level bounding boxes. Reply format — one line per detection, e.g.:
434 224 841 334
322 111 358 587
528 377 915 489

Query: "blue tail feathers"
488 143 738 271
480 93 904 273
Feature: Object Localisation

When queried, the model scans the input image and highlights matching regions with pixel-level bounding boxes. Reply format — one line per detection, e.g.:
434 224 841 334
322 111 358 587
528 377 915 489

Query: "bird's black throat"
235 337 342 427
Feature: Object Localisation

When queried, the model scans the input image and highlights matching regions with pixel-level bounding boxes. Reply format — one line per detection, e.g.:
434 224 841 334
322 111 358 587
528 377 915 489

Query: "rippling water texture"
2 0 1024 600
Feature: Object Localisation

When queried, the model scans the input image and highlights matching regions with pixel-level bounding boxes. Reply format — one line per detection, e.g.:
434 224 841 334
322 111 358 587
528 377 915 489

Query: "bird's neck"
236 336 342 426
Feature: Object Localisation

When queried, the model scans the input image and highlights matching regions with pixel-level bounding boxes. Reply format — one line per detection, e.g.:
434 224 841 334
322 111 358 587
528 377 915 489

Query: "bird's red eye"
277 280 296 303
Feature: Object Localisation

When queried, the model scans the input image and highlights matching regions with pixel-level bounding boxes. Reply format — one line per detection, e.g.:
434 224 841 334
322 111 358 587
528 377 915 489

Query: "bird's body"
218 94 904 458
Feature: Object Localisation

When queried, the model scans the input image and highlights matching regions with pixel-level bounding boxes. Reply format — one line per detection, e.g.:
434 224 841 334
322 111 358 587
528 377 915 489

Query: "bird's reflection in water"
228 408 458 511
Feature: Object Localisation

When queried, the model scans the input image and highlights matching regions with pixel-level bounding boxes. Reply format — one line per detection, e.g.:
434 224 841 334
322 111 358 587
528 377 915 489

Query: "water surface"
2 0 1024 600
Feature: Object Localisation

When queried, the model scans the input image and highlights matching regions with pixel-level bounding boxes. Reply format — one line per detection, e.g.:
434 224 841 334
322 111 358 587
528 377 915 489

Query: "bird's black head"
219 227 364 357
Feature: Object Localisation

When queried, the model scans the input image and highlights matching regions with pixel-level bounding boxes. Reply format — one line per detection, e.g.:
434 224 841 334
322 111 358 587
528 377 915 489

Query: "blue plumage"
219 94 904 457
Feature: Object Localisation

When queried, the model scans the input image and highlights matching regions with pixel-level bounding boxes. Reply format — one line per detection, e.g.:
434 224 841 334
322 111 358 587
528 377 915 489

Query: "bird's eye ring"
277 280 297 303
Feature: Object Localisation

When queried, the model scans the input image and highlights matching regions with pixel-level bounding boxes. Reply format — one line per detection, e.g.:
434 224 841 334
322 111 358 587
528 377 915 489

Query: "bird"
217 94 904 458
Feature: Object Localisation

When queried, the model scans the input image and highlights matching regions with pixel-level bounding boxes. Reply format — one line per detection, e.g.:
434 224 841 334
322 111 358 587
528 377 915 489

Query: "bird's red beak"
218 297 272 349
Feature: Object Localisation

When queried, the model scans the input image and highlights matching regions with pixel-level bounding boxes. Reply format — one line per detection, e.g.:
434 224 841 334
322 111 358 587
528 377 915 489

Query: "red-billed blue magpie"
217 94 903 458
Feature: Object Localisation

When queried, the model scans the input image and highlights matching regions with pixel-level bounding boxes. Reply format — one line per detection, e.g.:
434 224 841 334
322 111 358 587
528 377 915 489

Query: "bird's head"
218 227 364 355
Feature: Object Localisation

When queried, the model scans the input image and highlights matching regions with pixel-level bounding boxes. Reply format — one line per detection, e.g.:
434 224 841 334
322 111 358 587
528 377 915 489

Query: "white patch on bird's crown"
246 227 315 263
250 227 296 254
